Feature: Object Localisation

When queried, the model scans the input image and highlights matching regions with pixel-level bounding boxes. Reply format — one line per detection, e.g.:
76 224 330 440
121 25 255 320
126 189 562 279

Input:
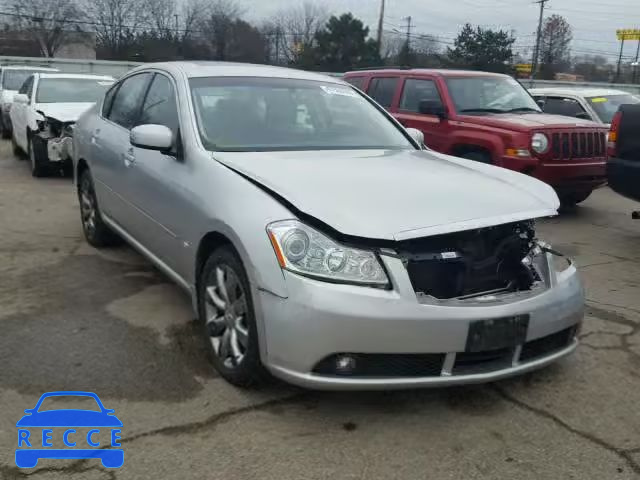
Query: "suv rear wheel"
198 245 269 387
559 190 592 208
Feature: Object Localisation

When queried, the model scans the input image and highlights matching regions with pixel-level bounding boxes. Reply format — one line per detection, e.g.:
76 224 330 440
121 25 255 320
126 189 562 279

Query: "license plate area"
465 315 529 353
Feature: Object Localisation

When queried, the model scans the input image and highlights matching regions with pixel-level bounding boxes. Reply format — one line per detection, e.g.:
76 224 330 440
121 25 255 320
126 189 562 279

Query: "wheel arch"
451 143 493 161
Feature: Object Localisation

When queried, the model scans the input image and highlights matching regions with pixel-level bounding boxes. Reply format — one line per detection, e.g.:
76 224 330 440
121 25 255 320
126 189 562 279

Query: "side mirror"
130 124 173 152
14 94 28 105
418 100 446 119
405 127 424 147
575 111 591 120
536 99 545 108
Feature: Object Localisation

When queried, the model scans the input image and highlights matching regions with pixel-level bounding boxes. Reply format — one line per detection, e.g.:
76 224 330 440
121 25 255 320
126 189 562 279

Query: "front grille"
313 353 445 377
311 328 576 379
520 327 575 362
551 131 606 160
399 221 538 300
453 348 513 375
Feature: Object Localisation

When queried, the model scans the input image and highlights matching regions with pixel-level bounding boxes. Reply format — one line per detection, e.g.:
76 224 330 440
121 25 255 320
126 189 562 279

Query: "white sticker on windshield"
98 81 115 86
320 85 358 97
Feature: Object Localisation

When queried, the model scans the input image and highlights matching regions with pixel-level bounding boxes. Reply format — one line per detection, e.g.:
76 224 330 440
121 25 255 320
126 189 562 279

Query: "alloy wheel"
204 265 250 369
79 178 97 236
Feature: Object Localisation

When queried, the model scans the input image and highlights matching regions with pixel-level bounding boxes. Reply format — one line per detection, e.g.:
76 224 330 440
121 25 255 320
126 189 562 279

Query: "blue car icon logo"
16 391 123 468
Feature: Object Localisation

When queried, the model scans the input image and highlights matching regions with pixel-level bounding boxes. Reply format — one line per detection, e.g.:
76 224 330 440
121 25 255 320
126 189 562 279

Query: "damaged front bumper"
258 248 583 390
33 119 74 164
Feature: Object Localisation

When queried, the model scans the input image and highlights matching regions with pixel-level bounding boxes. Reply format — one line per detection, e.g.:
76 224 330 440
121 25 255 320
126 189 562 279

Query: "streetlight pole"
377 0 385 56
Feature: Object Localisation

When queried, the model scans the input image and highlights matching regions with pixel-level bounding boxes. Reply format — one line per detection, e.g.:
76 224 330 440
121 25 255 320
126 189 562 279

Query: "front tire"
559 190 592 208
29 135 49 177
198 246 268 387
78 169 119 247
11 132 22 158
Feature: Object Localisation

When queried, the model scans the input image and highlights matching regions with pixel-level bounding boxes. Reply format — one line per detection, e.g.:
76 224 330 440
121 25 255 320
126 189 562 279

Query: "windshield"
2 70 50 91
587 94 640 124
37 395 101 412
446 76 541 114
189 77 415 152
36 78 114 103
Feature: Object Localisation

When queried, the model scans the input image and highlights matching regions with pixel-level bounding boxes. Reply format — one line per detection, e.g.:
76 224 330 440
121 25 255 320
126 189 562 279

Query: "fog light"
335 355 357 374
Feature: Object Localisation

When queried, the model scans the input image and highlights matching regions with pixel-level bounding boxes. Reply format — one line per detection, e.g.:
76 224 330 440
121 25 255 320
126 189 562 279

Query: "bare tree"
179 0 206 43
199 0 242 60
145 0 176 39
539 14 573 78
271 1 328 63
7 0 84 57
86 0 148 59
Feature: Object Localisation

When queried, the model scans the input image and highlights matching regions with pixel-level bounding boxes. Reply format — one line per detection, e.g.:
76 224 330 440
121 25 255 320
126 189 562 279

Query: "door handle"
123 148 135 167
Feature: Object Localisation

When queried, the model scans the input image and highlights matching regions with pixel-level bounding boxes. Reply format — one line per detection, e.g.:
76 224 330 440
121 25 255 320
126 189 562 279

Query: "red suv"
344 69 608 206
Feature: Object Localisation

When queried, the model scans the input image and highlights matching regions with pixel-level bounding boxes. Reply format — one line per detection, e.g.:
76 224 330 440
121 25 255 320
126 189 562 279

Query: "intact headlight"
531 133 549 154
267 220 389 286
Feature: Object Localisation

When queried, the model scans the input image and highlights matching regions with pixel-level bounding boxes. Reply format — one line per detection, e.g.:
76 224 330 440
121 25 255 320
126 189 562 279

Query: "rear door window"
367 77 398 108
541 97 588 118
399 78 443 112
345 76 366 90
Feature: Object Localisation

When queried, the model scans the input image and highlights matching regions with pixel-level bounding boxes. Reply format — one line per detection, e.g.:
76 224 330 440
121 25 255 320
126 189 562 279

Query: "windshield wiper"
506 107 541 113
459 108 506 114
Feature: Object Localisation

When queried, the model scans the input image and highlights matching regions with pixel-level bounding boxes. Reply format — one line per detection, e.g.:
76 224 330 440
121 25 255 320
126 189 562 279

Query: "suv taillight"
608 110 622 157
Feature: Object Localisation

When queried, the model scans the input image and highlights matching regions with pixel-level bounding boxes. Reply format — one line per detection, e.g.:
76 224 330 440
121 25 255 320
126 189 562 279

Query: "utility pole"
376 0 385 56
616 37 625 83
531 0 548 80
404 15 412 51
174 14 179 35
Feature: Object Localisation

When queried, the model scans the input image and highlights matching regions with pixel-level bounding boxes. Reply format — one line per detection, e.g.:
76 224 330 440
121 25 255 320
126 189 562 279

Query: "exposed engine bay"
396 221 545 300
34 115 74 164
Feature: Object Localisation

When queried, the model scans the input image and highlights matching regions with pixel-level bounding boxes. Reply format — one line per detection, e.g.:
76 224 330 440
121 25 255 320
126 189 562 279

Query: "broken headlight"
267 220 389 287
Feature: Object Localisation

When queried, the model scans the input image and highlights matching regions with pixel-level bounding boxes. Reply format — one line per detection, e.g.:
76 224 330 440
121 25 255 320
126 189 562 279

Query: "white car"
530 87 640 126
10 73 115 177
0 65 58 139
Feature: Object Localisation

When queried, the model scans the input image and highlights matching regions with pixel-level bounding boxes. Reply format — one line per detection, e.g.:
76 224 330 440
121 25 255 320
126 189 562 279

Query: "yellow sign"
616 29 640 41
515 63 532 73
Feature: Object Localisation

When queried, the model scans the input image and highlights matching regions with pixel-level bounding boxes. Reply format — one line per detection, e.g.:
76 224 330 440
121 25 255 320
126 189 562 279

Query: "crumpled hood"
34 102 96 123
459 112 602 132
215 149 559 241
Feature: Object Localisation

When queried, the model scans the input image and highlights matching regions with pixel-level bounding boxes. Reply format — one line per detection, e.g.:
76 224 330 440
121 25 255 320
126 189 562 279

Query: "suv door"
395 77 448 151
91 72 152 229
124 73 183 270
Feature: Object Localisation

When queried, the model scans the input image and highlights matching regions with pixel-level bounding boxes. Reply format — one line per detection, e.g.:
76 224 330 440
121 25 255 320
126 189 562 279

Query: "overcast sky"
237 0 640 63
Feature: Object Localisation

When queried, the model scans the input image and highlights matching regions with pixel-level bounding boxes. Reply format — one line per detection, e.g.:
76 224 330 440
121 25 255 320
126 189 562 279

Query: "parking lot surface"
1 139 639 480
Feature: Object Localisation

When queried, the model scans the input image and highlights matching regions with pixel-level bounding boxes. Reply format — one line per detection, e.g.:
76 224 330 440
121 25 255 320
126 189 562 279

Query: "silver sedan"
72 61 583 390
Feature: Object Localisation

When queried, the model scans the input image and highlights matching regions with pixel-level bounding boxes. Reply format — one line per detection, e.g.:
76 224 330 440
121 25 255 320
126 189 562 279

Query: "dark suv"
345 69 609 206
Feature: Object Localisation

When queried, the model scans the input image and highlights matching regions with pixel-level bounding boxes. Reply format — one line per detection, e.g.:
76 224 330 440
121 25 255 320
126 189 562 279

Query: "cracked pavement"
0 140 639 479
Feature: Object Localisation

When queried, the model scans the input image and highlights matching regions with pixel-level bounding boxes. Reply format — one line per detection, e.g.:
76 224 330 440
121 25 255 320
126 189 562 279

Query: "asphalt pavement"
0 140 639 479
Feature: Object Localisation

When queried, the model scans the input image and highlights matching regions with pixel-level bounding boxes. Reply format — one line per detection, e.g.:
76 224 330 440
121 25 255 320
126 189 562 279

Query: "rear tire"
78 169 120 247
198 245 269 388
460 151 492 164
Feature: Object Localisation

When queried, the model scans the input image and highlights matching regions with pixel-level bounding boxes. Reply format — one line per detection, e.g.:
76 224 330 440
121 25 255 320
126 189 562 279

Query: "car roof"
128 61 346 85
529 87 632 97
37 73 115 81
345 68 509 78
1 65 58 71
